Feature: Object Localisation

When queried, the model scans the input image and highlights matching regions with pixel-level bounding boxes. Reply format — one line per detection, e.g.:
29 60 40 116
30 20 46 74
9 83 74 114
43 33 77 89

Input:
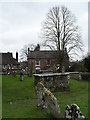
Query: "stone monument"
36 82 61 118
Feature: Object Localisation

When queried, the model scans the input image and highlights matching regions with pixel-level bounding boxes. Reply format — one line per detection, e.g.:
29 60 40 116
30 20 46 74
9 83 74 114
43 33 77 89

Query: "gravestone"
35 82 85 119
65 104 85 119
36 82 61 118
20 71 24 81
34 73 70 92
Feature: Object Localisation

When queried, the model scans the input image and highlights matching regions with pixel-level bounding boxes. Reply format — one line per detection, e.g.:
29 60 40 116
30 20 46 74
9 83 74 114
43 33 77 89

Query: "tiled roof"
27 50 68 59
1 52 19 65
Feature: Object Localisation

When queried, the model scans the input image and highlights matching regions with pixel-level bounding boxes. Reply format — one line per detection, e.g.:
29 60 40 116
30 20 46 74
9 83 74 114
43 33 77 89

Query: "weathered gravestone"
35 82 85 119
35 82 61 118
20 71 24 81
65 104 85 119
34 73 70 92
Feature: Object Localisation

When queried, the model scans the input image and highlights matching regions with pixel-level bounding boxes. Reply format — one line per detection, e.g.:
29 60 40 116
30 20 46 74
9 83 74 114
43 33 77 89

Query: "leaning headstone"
20 71 24 81
36 82 45 107
44 88 61 118
65 104 85 119
36 82 61 118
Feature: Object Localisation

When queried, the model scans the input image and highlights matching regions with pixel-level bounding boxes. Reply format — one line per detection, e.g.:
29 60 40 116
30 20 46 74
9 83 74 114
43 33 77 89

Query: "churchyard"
2 75 88 118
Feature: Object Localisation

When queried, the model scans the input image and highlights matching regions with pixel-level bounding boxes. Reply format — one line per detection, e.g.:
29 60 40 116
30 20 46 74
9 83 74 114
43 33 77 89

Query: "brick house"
27 44 69 73
1 52 19 73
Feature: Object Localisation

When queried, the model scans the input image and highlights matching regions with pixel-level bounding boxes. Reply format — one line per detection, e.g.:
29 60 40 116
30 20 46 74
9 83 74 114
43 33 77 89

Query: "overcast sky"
0 1 88 61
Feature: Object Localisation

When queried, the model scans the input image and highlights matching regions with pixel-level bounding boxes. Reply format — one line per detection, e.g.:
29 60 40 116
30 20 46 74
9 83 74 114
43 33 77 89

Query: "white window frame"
3 65 6 69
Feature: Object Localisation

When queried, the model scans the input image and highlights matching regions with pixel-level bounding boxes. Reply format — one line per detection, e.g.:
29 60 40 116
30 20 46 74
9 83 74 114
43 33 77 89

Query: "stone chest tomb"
34 73 70 92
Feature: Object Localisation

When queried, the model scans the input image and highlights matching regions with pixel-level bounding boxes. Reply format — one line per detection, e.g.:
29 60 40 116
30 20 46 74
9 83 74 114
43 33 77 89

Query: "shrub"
81 73 90 80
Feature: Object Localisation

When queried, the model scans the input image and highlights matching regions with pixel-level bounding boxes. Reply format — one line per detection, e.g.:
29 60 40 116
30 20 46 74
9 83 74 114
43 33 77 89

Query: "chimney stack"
28 48 30 54
34 44 40 51
16 52 18 62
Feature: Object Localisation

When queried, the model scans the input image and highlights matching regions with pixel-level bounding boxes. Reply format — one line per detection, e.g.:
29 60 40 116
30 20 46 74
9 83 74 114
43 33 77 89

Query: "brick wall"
28 58 56 73
28 57 69 73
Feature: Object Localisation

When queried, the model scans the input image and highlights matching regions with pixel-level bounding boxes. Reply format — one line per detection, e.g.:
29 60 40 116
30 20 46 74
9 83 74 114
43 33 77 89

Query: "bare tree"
41 6 83 60
20 44 36 61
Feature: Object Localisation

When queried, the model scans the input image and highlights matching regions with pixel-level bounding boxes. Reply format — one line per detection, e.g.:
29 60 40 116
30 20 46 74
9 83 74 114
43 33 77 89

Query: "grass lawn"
0 75 2 119
2 75 88 118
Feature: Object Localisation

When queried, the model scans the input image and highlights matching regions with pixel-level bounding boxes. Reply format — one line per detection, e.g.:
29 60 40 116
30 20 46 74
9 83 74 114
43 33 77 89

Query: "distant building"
1 52 19 73
27 44 69 73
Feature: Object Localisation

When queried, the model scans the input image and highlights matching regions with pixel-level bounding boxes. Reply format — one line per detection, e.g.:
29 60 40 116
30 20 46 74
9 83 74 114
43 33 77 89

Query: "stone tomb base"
34 73 70 92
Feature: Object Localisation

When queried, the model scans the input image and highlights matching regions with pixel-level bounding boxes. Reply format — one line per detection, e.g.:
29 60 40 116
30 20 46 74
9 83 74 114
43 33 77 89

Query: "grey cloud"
0 2 88 60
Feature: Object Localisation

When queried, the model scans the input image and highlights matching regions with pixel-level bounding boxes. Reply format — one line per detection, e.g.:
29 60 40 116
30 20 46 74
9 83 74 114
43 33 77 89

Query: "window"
47 59 50 66
35 60 40 66
3 65 7 70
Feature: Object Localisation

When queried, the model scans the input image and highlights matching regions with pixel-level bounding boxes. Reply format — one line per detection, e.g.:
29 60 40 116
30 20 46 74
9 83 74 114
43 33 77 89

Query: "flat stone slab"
34 73 69 77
